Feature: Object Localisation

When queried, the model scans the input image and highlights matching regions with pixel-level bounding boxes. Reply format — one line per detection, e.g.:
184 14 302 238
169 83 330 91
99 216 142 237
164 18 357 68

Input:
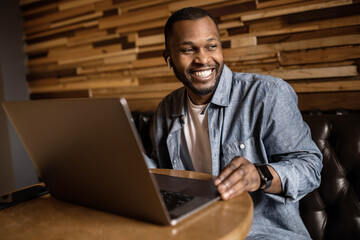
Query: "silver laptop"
2 98 219 225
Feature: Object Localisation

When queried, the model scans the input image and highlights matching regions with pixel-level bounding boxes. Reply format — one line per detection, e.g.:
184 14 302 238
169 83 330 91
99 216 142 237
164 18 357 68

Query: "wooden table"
0 169 253 240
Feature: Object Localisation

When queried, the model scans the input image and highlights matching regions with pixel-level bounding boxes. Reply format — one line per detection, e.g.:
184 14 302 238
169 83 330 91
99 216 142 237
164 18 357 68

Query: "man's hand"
214 156 261 200
214 156 282 200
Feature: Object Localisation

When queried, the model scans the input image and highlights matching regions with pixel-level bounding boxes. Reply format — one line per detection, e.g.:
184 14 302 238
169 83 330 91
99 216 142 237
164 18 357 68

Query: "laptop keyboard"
160 190 194 211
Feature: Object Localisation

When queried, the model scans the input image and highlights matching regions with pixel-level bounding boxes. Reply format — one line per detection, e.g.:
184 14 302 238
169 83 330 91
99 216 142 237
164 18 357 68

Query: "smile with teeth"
192 69 213 78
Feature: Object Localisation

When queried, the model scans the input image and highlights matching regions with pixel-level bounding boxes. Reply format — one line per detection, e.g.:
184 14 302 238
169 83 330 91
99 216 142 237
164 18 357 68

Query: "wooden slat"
138 76 178 85
127 98 164 112
50 12 102 29
279 45 360 65
139 44 165 54
131 57 164 69
116 18 167 34
230 36 257 48
224 34 360 62
30 90 89 100
256 0 305 9
24 4 95 29
218 20 245 29
67 31 116 47
103 54 137 65
77 63 132 75
30 78 139 94
21 2 58 17
135 66 173 76
59 0 103 11
290 79 360 93
57 48 137 65
48 45 94 58
169 0 232 12
222 0 352 21
136 34 165 47
90 82 182 111
258 66 357 80
230 60 355 74
99 5 169 29
91 82 182 96
120 0 171 13
247 14 360 38
25 37 68 53
223 45 278 61
94 0 121 12
273 34 360 51
26 20 98 40
79 66 171 80
298 91 360 111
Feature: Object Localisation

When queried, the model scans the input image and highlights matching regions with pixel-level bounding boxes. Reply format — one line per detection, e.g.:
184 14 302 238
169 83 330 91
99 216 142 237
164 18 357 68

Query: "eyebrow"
179 37 219 46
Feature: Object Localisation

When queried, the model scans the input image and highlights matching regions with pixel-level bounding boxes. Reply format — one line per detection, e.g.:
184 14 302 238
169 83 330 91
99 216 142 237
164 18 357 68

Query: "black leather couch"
132 111 360 240
299 114 360 240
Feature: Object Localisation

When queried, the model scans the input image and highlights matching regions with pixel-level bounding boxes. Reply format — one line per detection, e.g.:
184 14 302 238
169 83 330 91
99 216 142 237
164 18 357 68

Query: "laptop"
2 98 219 225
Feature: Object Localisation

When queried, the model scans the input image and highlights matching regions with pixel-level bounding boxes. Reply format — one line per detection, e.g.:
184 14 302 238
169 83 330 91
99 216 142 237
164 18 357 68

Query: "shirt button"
240 143 245 149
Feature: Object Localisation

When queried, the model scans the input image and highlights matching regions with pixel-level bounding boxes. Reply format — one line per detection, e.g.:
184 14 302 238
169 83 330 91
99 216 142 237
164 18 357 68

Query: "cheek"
214 52 224 64
174 56 192 72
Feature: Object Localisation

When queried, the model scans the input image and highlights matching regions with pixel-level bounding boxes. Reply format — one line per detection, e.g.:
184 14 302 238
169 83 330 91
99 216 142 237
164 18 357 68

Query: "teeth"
194 70 212 78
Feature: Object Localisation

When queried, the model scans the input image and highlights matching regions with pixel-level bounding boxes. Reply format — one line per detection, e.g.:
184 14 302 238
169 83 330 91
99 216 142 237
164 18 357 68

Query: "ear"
163 51 171 69
166 56 171 69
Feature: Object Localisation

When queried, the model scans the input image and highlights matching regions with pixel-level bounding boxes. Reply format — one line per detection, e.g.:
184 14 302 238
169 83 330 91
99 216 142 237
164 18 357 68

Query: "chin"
174 65 223 96
186 81 216 96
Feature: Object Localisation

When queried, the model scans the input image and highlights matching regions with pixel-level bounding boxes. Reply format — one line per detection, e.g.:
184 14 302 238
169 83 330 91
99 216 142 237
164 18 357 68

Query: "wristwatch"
255 164 273 191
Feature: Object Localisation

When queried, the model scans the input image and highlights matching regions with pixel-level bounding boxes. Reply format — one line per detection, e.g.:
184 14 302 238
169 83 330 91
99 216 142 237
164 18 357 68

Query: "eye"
181 48 195 54
207 44 218 51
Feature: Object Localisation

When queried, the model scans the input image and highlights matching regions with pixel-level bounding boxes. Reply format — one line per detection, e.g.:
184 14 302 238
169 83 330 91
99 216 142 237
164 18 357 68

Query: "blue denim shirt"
149 65 322 239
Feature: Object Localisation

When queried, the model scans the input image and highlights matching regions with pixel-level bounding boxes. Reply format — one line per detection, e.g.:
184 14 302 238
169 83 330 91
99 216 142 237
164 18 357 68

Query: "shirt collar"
210 64 232 107
171 64 232 119
170 88 187 123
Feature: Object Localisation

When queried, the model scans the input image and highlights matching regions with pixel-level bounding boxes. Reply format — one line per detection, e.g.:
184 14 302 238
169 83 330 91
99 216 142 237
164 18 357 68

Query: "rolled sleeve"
262 80 323 202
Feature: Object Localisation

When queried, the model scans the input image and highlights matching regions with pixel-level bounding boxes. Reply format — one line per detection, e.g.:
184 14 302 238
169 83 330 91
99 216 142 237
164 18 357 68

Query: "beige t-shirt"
180 96 212 174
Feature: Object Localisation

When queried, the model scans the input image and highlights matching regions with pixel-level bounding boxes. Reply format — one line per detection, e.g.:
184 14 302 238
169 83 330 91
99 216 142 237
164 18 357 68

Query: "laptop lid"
2 98 219 225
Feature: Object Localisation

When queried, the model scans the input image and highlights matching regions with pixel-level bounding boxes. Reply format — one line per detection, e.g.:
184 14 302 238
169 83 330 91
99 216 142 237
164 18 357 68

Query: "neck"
187 90 213 105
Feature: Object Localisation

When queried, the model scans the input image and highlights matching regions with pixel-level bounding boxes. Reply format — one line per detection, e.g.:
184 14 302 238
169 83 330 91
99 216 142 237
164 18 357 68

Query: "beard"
172 62 224 96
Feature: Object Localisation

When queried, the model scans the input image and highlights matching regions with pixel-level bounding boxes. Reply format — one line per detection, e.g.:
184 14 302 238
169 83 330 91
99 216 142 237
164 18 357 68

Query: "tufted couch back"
132 112 360 239
300 114 360 240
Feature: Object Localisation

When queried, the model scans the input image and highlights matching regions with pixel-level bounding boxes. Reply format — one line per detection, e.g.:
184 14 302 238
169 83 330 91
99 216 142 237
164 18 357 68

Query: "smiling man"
164 15 224 105
149 7 322 239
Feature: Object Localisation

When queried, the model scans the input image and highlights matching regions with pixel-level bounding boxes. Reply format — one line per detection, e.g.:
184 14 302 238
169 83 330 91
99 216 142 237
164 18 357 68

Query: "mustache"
188 62 219 73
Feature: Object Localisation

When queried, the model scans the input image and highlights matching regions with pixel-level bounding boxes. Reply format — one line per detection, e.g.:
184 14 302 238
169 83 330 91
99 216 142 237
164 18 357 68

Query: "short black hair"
164 7 219 50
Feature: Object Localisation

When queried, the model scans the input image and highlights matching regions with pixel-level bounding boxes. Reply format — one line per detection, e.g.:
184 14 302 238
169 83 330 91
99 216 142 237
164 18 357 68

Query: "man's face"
167 17 224 100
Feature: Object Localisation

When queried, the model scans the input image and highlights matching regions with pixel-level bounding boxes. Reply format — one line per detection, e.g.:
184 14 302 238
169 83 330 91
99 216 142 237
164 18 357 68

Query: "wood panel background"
19 0 360 111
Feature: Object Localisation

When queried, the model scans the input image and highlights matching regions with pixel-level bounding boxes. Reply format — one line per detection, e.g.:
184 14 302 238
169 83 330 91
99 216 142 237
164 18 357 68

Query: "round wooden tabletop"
0 169 253 240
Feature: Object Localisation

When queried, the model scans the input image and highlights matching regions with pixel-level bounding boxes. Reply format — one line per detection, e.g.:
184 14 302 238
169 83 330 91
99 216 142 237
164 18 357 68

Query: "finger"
217 166 246 194
219 167 246 190
220 177 248 200
214 157 242 186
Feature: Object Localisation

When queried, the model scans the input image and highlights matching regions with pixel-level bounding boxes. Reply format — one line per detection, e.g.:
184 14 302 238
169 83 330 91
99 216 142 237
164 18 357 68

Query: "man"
148 7 322 239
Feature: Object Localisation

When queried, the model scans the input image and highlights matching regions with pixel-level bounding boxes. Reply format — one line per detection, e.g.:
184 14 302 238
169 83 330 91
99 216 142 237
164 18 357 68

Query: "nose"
193 48 210 65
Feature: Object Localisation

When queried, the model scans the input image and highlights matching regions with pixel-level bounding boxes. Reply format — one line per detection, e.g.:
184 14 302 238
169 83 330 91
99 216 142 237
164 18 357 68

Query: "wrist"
255 164 273 191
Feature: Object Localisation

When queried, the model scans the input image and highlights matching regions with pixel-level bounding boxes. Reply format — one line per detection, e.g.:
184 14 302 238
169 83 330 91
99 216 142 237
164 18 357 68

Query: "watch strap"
255 164 273 191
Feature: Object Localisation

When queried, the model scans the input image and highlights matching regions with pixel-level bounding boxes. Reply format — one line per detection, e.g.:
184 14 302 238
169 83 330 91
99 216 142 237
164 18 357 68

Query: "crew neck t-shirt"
180 96 212 174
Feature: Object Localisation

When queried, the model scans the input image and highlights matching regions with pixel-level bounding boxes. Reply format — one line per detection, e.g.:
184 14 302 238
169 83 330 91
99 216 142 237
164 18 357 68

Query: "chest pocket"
221 137 266 166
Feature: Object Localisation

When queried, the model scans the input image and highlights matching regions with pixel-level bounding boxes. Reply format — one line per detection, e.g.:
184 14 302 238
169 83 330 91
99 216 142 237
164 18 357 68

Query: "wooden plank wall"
20 0 360 111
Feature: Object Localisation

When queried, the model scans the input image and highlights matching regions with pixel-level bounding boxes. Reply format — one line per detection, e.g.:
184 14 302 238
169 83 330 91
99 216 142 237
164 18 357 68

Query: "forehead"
169 17 219 45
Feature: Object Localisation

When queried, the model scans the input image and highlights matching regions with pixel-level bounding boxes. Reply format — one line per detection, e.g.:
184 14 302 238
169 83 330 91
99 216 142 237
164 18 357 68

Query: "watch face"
256 165 273 191
258 165 273 181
